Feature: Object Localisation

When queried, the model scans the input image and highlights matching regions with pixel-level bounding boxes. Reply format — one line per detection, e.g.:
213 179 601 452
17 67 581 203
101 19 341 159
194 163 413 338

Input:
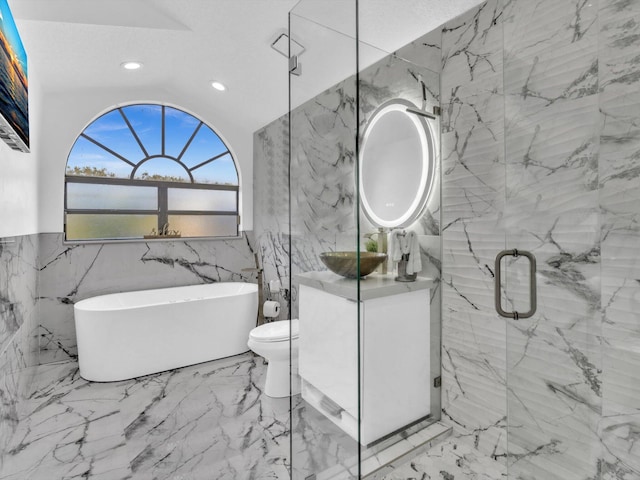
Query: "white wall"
0 76 41 238
37 84 253 234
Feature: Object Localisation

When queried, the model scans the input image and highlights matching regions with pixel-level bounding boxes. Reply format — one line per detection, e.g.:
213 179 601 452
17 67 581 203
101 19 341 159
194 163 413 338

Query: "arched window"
64 104 240 241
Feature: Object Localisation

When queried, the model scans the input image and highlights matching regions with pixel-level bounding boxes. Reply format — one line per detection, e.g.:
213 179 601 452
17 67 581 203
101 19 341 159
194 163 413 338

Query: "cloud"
164 107 200 127
85 120 131 135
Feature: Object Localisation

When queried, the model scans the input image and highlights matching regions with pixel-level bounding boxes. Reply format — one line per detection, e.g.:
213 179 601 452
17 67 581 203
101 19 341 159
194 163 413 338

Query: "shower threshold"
314 420 452 480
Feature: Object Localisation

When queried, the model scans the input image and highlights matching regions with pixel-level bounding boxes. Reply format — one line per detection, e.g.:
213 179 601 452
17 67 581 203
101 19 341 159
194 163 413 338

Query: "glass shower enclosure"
288 3 361 477
287 1 442 478
284 1 640 479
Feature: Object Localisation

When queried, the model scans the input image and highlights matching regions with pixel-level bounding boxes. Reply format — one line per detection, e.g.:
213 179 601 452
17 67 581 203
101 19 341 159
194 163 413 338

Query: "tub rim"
74 282 258 312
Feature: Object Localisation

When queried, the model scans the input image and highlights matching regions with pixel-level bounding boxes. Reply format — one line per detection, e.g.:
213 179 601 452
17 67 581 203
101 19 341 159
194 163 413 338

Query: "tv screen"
0 0 28 152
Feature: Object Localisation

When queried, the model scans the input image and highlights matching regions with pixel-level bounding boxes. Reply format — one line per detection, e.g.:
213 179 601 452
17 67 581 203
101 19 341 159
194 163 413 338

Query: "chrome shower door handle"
494 249 537 320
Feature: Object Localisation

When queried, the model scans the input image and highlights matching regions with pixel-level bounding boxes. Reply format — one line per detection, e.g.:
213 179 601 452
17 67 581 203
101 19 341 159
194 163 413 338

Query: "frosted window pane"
67 136 133 179
191 153 238 185
67 183 157 210
66 215 157 240
164 107 200 158
168 189 236 212
168 215 238 237
180 126 229 168
83 110 145 162
121 105 162 156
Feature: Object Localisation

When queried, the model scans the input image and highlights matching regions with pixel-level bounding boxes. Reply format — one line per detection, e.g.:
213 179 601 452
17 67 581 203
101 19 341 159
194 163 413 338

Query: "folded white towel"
388 230 403 271
405 231 422 275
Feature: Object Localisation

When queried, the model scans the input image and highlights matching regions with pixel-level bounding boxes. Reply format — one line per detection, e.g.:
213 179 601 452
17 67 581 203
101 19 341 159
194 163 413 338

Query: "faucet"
364 227 388 274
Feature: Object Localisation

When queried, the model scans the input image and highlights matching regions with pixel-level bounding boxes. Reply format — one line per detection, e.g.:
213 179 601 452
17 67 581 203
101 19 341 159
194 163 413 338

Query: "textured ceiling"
12 0 483 134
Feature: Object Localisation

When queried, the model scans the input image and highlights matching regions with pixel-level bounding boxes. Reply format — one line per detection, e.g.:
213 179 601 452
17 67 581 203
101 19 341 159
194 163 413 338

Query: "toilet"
248 319 300 398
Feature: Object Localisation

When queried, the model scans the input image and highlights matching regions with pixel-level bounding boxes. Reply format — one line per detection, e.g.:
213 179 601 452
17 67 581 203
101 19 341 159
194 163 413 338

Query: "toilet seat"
249 319 299 343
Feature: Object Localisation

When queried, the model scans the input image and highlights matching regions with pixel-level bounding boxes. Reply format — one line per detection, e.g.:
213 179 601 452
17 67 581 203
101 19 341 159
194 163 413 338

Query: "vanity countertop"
296 270 435 301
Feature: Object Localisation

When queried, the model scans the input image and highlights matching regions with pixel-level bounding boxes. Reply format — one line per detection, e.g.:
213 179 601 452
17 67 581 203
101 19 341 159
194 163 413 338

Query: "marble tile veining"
3 352 447 480
381 434 506 480
439 0 630 478
598 1 640 477
441 0 504 104
36 233 257 364
0 353 290 480
0 234 39 471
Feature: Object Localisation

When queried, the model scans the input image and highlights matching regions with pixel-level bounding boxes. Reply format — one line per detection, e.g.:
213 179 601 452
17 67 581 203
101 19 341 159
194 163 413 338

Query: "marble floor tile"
381 435 506 480
0 353 290 480
0 352 466 480
0 352 477 480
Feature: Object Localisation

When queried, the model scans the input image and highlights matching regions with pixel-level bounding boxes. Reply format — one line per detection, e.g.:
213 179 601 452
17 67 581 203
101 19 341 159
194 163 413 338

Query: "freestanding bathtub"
74 282 258 382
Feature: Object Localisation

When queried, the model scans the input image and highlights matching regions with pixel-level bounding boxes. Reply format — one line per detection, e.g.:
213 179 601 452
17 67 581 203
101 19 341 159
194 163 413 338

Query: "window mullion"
161 105 166 156
158 186 168 231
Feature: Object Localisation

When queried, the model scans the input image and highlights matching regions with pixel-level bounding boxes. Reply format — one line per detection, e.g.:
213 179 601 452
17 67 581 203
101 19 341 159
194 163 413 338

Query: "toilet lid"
250 319 299 342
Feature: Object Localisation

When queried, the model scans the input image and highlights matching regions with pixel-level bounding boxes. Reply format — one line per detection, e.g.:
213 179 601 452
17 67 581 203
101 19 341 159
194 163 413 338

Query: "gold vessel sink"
319 251 388 279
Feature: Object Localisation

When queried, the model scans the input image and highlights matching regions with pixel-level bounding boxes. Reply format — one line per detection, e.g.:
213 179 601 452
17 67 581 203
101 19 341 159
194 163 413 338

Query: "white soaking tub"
74 282 258 381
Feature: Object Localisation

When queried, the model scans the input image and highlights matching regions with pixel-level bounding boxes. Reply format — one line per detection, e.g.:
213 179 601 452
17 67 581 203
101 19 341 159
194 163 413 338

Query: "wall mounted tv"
0 0 28 152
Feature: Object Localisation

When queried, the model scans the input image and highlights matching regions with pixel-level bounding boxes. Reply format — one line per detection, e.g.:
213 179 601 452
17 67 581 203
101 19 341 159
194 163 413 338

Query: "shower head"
270 31 305 58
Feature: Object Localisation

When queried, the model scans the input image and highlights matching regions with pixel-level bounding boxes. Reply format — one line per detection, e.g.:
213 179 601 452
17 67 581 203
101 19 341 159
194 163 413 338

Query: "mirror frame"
359 98 436 229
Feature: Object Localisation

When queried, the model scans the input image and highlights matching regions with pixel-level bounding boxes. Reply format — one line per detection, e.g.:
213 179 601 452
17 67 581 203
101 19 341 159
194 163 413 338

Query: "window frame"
63 104 241 243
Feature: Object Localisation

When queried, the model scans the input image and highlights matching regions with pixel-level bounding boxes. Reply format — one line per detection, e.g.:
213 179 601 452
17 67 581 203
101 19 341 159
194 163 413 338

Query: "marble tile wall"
253 115 291 319
36 233 257 364
0 234 39 471
441 0 640 478
440 0 508 462
598 0 640 477
254 30 443 305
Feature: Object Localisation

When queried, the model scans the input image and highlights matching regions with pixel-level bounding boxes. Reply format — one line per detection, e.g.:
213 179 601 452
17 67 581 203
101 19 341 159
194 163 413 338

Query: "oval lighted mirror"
359 99 435 229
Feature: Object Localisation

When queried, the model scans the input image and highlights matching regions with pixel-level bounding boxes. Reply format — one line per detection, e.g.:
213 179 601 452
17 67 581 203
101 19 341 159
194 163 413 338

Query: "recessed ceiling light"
121 61 143 70
211 81 226 91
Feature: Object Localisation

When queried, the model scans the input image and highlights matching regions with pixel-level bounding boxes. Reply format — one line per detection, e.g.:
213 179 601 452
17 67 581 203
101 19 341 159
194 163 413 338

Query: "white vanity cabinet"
297 272 432 446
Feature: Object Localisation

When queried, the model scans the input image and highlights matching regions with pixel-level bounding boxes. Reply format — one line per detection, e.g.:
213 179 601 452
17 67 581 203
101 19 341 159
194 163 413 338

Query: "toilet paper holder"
263 300 281 318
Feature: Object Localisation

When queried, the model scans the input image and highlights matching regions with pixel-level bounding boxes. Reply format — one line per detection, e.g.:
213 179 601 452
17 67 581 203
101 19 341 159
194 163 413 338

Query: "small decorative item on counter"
143 223 182 239
365 238 378 253
363 228 388 274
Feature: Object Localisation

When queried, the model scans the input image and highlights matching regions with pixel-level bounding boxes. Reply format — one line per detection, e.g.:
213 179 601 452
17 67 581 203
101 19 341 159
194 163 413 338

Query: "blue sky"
0 0 27 76
67 106 238 185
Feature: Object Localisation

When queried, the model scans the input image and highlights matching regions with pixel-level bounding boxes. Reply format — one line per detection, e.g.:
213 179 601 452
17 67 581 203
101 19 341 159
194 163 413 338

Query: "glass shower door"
288 2 361 479
500 2 602 478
